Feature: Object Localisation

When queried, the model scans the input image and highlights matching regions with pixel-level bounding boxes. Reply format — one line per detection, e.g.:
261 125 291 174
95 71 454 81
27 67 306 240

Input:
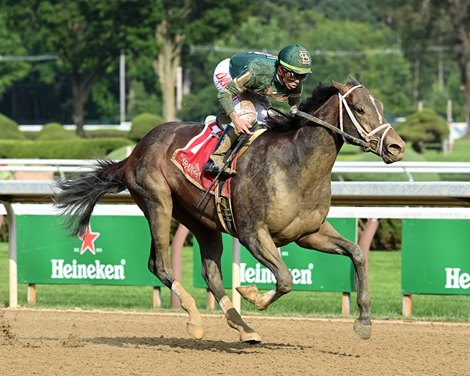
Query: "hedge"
0 113 25 140
128 113 164 142
85 129 130 138
37 123 78 140
0 138 133 159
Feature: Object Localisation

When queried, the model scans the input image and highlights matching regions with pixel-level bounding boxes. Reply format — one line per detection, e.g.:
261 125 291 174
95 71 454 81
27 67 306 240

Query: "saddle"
171 115 266 235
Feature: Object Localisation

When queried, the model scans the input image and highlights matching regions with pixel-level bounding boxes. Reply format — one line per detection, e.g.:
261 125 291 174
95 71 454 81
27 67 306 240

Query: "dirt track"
0 308 469 376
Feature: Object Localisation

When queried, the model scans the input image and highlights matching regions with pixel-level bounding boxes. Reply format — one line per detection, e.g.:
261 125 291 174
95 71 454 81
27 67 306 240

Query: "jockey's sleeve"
217 69 253 115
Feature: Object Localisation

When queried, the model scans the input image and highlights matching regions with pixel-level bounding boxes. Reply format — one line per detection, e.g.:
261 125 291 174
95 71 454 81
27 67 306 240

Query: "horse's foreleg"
237 232 293 310
296 220 371 340
195 230 261 343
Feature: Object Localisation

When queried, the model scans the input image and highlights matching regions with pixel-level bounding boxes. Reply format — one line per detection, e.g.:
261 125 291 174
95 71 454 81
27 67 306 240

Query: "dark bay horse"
55 79 405 343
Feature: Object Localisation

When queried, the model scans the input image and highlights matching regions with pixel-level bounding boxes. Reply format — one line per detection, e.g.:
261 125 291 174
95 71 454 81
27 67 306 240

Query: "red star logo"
79 225 100 255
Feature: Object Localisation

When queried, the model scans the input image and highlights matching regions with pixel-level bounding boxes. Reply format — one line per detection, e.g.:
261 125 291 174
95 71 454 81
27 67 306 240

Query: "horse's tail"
54 159 127 236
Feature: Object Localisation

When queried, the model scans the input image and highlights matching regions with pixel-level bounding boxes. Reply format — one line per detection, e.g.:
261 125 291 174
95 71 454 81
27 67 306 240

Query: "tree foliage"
0 15 30 96
366 0 470 127
0 0 466 136
3 0 160 136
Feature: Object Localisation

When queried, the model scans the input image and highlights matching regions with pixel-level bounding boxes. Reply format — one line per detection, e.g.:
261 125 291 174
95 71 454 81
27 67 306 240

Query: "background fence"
1 159 470 315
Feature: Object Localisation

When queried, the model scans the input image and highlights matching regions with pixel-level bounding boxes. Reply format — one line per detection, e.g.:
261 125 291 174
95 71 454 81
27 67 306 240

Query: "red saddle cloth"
171 120 232 197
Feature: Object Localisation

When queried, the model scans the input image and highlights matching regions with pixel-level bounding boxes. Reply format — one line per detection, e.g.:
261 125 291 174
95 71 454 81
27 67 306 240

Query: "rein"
291 108 370 149
292 85 392 154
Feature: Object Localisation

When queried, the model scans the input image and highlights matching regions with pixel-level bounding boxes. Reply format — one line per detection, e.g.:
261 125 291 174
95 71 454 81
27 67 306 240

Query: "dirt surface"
0 308 469 376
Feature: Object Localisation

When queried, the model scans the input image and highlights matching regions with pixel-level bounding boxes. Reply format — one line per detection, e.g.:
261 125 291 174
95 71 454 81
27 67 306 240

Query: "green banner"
193 218 356 292
17 215 161 286
402 219 470 295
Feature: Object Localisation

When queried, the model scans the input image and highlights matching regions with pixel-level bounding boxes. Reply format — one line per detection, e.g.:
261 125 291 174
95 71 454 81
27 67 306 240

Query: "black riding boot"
204 125 239 178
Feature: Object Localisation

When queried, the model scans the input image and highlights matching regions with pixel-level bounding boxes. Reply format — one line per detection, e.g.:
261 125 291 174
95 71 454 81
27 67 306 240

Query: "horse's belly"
269 209 327 245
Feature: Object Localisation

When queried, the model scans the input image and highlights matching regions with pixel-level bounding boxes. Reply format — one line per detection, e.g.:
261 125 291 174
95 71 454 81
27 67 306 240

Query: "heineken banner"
193 218 356 292
402 219 470 295
17 211 161 286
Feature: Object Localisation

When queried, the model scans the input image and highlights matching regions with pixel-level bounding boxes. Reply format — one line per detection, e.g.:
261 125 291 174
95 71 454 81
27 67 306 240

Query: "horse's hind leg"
130 181 203 339
189 223 261 343
148 241 203 339
296 220 371 340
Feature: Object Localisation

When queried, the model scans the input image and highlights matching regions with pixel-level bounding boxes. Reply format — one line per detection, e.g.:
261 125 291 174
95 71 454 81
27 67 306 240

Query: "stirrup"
204 160 236 178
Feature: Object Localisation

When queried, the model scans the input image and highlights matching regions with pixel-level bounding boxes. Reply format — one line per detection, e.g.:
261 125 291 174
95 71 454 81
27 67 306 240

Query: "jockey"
204 44 312 178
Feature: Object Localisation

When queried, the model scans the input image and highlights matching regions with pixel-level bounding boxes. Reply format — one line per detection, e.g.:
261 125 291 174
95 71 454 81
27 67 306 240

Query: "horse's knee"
350 245 366 267
277 272 293 295
148 255 173 288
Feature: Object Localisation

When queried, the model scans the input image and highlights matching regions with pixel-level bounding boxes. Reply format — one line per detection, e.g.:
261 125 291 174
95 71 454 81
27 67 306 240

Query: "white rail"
333 161 470 181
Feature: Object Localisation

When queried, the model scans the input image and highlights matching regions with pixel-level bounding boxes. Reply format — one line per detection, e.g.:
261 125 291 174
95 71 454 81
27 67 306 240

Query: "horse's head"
332 79 405 164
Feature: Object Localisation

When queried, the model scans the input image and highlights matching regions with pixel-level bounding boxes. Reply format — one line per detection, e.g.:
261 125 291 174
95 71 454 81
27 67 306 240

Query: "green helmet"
278 44 312 75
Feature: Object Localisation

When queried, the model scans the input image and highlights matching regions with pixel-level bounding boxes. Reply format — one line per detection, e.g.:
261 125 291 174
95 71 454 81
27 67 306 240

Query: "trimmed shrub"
395 108 449 153
0 113 25 140
0 138 133 159
128 113 164 142
37 123 78 140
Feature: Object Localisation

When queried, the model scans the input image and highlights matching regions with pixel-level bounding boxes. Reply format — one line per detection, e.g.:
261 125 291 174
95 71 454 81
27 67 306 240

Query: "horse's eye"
355 106 365 115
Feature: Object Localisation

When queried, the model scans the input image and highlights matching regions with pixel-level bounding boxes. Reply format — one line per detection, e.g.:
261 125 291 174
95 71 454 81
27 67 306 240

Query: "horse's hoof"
227 318 262 344
186 321 204 340
353 319 371 340
240 331 262 344
236 285 258 304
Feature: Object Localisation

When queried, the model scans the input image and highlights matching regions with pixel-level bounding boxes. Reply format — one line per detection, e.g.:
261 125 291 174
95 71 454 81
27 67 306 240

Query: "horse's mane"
265 82 339 131
300 82 339 115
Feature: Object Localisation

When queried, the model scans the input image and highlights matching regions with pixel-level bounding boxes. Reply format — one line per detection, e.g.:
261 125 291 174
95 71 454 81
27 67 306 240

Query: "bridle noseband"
338 85 392 156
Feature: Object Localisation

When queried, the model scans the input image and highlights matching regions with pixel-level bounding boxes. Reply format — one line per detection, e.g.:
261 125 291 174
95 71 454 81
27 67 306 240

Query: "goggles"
282 67 308 82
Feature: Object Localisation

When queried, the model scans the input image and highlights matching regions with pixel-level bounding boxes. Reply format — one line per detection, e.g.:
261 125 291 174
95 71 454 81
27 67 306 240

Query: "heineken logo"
51 259 126 280
240 262 314 285
50 224 127 281
445 268 470 289
78 225 100 255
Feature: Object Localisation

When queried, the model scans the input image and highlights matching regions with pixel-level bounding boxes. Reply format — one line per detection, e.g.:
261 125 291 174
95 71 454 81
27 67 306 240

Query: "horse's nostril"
388 143 405 155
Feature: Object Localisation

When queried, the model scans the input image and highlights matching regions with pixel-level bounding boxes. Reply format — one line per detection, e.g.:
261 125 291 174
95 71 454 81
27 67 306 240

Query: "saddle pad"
171 120 232 197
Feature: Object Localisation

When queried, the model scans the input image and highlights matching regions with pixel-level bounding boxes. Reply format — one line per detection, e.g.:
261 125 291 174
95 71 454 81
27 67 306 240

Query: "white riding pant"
213 58 269 125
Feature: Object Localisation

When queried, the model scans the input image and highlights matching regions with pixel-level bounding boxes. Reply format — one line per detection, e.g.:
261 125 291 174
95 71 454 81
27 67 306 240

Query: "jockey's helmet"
278 44 312 75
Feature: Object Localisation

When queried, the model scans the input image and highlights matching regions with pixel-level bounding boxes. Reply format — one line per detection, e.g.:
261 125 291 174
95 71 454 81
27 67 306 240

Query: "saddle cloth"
171 118 232 197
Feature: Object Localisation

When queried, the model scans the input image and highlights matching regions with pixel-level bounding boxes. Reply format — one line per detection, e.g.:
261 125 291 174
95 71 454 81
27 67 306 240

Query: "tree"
154 12 186 121
299 14 413 116
445 0 470 134
154 0 254 121
367 0 470 132
0 15 30 96
4 0 160 136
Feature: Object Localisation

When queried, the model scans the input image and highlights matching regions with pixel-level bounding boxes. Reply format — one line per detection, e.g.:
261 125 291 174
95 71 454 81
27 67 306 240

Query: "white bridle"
338 85 392 156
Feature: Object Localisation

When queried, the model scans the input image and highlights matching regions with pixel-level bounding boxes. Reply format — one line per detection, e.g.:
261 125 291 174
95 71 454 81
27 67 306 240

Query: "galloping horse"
55 79 405 343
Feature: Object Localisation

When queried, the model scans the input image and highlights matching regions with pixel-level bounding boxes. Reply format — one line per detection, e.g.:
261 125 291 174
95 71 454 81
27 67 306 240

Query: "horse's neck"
297 100 343 172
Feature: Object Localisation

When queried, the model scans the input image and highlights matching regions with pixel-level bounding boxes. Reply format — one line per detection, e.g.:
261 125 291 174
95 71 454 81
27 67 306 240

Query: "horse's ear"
331 80 348 94
347 75 361 86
